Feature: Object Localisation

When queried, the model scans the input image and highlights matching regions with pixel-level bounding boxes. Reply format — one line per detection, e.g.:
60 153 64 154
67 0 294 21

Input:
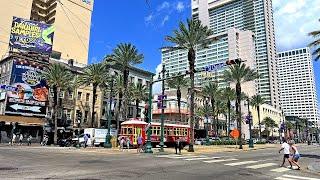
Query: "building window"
128 107 133 118
84 111 89 122
76 110 82 123
138 79 143 85
86 93 90 101
77 92 82 100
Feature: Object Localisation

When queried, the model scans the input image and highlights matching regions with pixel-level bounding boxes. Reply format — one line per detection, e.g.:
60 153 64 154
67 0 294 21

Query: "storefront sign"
5 59 48 116
9 17 55 54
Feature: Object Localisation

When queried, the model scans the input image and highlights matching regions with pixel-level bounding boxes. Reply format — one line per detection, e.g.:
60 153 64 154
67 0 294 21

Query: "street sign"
10 104 41 112
230 129 240 139
0 84 18 92
204 62 226 72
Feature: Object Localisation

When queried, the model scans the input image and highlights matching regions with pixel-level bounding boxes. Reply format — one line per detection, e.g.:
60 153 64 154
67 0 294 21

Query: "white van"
83 128 117 146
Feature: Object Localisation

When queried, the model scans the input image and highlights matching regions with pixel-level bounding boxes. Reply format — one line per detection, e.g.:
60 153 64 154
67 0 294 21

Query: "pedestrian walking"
137 135 143 153
83 134 88 148
27 135 32 146
120 137 124 151
11 134 16 146
19 134 23 146
126 137 130 151
175 138 181 154
289 140 301 170
279 139 292 168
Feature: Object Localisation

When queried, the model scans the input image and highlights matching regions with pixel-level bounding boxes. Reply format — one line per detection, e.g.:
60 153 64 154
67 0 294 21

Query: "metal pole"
159 65 165 152
247 98 254 148
205 98 209 145
104 75 114 148
145 76 153 153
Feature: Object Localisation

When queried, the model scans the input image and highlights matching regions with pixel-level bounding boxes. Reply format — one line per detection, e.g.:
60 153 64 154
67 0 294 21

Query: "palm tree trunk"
53 86 58 145
135 100 139 118
116 92 122 134
225 114 228 137
122 69 129 121
227 100 231 140
236 82 243 149
257 106 261 141
210 99 216 137
188 48 195 152
177 88 181 121
91 85 97 128
216 110 219 137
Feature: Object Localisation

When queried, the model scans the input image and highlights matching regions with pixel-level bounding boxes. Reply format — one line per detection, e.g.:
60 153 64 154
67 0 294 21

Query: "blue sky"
88 0 320 102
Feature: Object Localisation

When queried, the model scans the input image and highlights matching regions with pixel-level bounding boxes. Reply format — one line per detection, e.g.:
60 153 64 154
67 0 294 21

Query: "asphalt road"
0 144 319 180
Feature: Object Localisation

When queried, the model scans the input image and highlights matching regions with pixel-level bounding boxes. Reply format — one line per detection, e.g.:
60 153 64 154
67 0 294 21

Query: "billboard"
9 17 55 54
5 59 48 116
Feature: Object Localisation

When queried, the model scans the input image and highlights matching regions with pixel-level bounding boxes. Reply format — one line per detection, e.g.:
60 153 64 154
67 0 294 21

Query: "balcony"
152 108 189 115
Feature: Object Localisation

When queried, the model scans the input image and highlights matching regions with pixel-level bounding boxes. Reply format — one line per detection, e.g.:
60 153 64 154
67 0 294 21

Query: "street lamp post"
246 98 254 148
159 64 167 152
104 71 115 148
145 75 153 153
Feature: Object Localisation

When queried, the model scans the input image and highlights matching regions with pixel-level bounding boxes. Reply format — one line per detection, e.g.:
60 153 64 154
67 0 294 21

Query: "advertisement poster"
6 59 48 116
9 17 55 54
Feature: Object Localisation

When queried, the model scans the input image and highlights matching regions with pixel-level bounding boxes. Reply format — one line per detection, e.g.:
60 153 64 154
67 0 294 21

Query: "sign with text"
9 17 55 54
5 59 48 116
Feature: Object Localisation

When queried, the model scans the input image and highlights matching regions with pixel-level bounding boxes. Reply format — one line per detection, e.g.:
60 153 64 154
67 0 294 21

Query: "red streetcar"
120 118 190 147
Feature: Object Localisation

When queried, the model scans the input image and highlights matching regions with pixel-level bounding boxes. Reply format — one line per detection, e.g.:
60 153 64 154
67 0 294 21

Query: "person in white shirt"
279 139 292 168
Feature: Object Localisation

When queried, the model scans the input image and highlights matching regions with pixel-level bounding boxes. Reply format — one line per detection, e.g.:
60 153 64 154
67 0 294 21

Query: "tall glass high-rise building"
162 0 279 108
278 48 319 128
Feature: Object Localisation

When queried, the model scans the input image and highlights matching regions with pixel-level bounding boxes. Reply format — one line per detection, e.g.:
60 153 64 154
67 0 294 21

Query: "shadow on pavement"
301 154 320 159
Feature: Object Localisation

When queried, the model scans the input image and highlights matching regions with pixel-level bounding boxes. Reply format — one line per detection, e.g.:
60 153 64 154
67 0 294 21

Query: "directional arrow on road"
10 104 41 112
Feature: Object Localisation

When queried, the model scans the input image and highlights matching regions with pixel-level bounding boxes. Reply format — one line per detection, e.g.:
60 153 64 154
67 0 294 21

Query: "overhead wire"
60 1 91 29
57 0 88 52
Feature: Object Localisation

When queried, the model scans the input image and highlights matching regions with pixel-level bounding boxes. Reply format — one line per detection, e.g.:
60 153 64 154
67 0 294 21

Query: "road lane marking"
274 177 291 180
156 155 181 158
204 158 238 163
224 161 258 166
282 175 320 180
184 157 221 161
167 155 206 159
246 163 277 169
270 167 291 173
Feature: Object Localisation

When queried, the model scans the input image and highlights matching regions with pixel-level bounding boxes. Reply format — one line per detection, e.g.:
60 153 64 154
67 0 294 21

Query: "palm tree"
263 117 277 138
165 19 213 152
223 63 259 149
131 83 148 118
222 87 235 136
308 19 320 61
108 43 144 122
78 63 108 128
250 94 266 141
202 82 221 137
42 63 73 144
166 73 189 121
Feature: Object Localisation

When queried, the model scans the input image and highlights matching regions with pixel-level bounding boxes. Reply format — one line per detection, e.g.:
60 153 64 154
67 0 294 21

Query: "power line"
57 1 88 52
60 1 91 29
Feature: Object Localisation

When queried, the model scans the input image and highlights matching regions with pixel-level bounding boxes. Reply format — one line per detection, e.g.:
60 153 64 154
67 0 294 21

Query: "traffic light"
77 111 82 126
226 58 241 65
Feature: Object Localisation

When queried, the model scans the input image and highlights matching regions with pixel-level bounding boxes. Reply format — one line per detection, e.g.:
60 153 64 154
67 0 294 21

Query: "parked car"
195 138 206 145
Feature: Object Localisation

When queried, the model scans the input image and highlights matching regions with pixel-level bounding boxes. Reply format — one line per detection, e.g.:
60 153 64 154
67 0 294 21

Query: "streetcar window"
156 127 160 135
123 128 127 135
128 128 133 134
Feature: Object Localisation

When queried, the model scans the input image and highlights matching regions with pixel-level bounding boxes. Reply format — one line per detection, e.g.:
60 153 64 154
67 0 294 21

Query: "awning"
0 115 45 126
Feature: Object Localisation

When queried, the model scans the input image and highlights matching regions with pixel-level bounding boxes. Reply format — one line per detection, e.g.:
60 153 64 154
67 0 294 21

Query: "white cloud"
176 1 185 12
157 1 170 12
144 14 153 23
161 15 170 26
274 0 319 51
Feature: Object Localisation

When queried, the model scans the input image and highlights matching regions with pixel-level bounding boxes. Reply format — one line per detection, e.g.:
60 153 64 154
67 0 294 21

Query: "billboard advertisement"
9 17 55 54
6 59 48 116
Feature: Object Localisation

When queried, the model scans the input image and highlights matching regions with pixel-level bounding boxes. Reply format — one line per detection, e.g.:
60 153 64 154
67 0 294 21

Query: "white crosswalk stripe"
168 155 206 159
270 167 291 173
275 174 320 180
246 163 277 169
225 160 258 166
204 158 238 163
184 157 221 161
